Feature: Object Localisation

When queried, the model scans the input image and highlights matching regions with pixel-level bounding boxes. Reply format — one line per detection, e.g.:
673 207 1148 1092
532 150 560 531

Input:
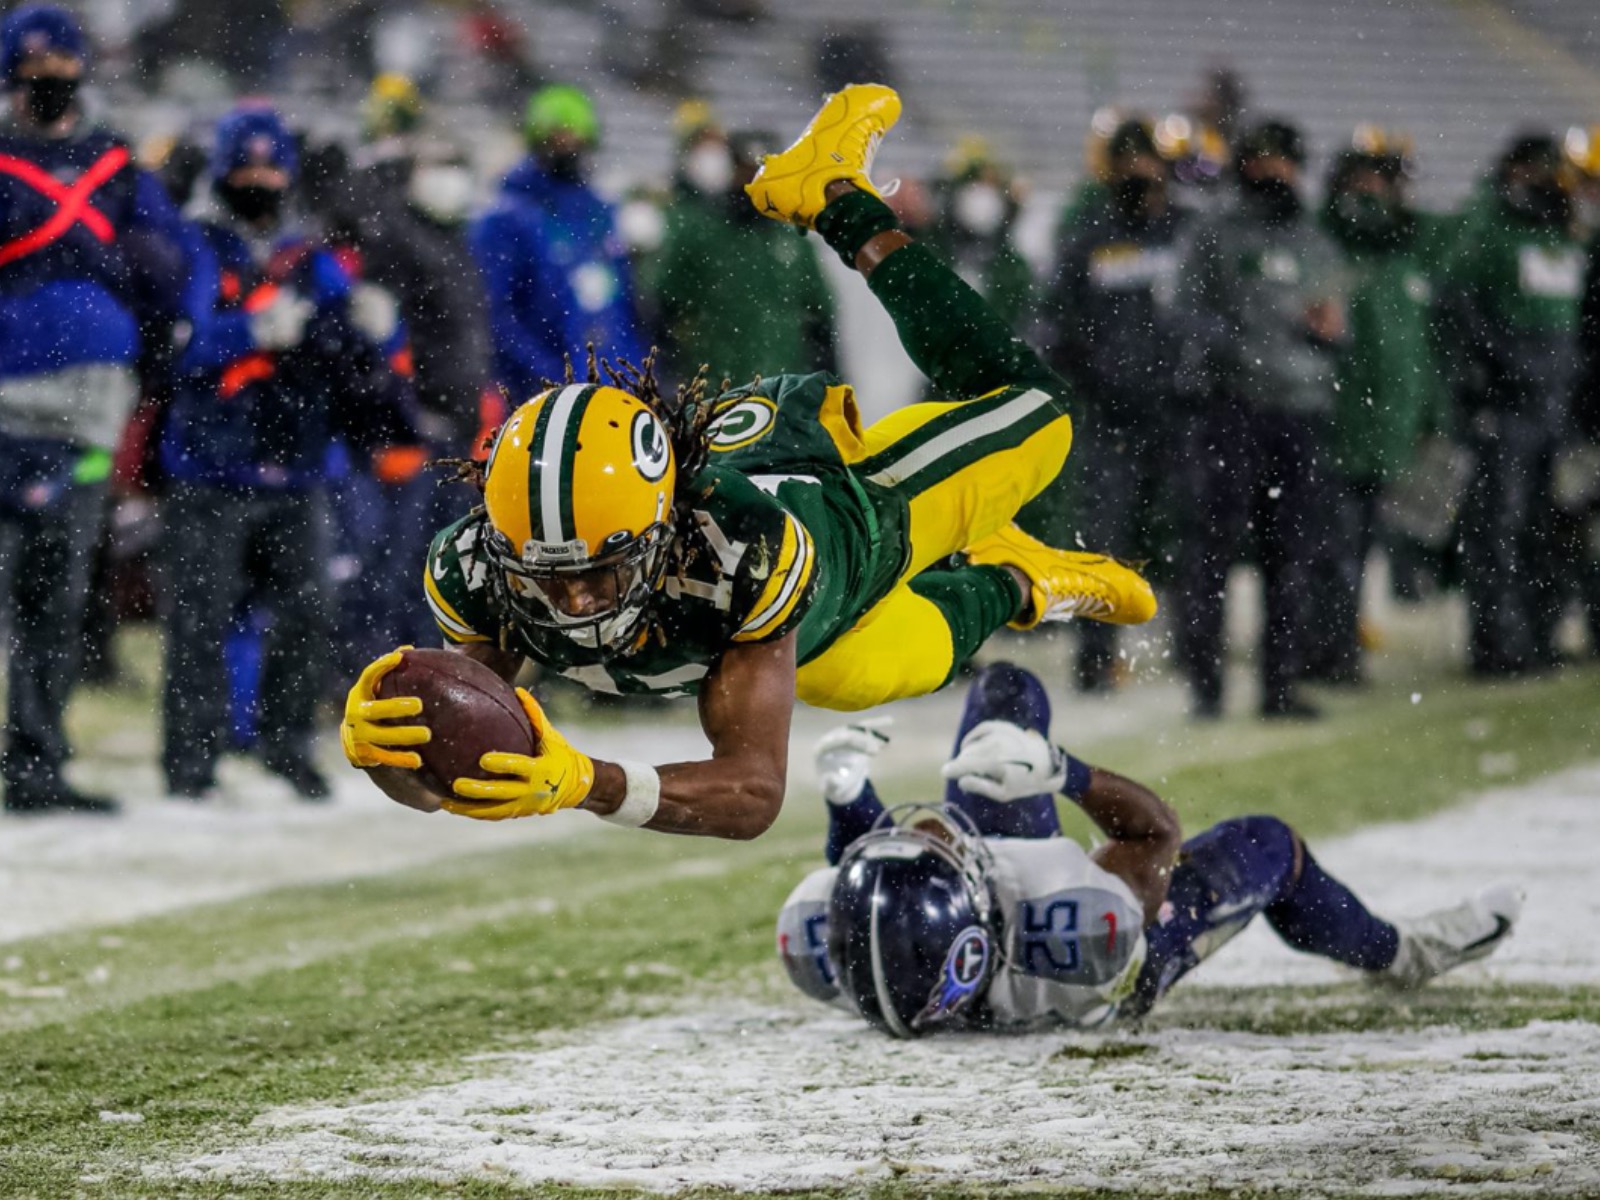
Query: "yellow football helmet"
482 383 677 654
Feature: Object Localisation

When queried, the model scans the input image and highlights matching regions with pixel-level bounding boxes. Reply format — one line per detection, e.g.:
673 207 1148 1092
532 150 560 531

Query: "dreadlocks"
433 345 721 496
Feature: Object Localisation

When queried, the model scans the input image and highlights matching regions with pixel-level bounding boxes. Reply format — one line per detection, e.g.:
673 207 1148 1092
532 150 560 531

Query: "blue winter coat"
470 159 646 403
0 122 187 379
161 219 415 491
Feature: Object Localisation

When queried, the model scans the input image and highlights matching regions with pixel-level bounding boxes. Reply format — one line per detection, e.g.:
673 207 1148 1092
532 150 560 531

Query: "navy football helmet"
827 805 999 1038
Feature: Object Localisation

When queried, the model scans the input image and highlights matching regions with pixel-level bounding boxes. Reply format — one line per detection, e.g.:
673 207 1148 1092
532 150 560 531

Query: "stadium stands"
519 0 1597 208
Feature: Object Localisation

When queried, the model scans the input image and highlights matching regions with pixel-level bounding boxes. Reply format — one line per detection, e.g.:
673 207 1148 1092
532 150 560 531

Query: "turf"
2 663 1598 1198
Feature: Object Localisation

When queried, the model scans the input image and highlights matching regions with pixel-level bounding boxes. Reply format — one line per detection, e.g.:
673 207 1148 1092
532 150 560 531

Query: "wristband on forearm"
813 190 901 266
1062 753 1093 803
598 761 661 828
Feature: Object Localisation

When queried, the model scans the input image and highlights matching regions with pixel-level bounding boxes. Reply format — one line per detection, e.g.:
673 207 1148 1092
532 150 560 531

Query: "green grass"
1059 663 1600 844
3 663 1599 1198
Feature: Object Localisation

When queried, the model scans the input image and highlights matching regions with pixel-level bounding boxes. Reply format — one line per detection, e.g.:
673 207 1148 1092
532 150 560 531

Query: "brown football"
374 648 539 796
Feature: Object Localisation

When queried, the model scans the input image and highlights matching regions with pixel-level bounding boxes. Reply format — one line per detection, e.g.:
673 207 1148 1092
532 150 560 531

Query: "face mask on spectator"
1111 175 1160 221
541 147 586 183
683 142 734 195
219 182 285 224
1329 191 1401 245
409 164 475 224
1505 179 1571 226
617 197 666 253
952 181 1005 237
22 74 77 124
1241 174 1301 224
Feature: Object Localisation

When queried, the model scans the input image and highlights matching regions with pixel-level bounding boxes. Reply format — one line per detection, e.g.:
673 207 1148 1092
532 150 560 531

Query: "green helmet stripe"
530 384 592 545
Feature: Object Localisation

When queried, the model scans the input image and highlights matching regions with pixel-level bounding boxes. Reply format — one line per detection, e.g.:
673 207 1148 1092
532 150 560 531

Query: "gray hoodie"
1174 197 1350 416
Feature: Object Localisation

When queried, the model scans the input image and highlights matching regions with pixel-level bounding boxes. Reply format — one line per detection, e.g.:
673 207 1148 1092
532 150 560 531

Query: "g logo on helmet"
631 411 670 482
708 397 777 452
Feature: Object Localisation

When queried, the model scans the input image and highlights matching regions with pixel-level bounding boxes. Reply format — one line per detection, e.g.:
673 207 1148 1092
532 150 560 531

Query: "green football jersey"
423 372 909 698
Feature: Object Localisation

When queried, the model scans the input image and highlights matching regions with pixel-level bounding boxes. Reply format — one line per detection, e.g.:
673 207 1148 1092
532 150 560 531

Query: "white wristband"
599 761 661 828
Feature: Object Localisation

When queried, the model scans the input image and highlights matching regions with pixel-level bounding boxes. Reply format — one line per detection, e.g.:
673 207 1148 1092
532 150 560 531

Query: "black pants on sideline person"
161 483 332 799
0 458 107 811
1175 403 1333 718
1459 412 1559 676
1303 475 1380 685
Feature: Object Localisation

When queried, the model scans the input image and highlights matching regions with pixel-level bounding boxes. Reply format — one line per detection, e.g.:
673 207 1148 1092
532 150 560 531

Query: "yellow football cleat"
964 524 1157 630
745 83 902 228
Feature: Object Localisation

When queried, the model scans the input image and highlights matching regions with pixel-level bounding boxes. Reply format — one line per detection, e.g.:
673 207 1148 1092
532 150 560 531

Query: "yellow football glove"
339 648 431 770
442 689 596 820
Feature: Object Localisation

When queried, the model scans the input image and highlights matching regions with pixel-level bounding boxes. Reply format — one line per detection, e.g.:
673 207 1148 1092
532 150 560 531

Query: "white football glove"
349 282 401 344
940 719 1065 802
249 288 314 351
813 716 892 805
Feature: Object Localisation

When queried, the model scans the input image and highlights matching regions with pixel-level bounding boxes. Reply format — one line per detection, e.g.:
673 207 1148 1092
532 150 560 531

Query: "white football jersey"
777 835 1147 1031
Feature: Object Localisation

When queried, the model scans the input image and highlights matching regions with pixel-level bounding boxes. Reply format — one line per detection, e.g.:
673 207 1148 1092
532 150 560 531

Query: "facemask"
408 165 475 225
1241 175 1301 224
1330 192 1401 247
683 142 734 195
1111 176 1160 220
952 182 1006 237
616 197 665 253
1505 179 1572 227
541 148 586 183
218 182 285 225
22 75 78 125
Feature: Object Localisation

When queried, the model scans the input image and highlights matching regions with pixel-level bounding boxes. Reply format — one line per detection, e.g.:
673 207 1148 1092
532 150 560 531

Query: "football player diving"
340 85 1155 839
778 662 1524 1035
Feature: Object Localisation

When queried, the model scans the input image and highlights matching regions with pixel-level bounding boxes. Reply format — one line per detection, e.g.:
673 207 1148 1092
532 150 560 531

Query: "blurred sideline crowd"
1 3 1598 817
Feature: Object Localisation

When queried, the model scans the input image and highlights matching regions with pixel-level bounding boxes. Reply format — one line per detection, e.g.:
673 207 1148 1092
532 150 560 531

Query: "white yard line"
164 765 1600 1196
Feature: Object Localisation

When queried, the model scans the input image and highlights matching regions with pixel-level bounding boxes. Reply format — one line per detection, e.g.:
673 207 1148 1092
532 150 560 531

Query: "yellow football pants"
795 388 1073 711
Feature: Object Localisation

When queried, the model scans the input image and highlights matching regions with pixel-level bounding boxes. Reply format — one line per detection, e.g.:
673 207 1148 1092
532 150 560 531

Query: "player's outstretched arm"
580 635 795 840
1079 768 1182 925
425 637 794 839
942 721 1180 923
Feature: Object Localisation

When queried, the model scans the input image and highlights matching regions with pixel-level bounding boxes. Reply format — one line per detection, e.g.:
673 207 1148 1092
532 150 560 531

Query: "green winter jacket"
644 192 836 386
1436 198 1585 422
1325 218 1449 483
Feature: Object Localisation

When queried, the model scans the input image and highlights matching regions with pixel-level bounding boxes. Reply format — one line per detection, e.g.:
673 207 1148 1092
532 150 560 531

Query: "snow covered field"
177 1012 1600 1195
168 766 1600 1195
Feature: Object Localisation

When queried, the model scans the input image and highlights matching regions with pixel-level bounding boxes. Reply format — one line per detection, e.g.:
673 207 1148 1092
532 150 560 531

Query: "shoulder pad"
776 868 841 1003
686 470 817 645
423 514 495 645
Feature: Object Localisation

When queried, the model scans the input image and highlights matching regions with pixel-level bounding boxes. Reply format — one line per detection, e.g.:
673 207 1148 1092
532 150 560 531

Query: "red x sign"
0 145 129 268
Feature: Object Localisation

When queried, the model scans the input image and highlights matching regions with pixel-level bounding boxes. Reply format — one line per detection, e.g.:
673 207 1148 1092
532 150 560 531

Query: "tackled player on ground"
340 85 1156 839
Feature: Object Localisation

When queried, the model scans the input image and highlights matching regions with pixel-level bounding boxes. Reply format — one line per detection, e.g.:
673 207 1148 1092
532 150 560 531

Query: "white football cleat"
1374 882 1524 990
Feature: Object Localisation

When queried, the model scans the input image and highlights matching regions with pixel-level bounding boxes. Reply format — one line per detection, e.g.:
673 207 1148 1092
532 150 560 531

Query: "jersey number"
1020 899 1080 974
1019 900 1122 979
